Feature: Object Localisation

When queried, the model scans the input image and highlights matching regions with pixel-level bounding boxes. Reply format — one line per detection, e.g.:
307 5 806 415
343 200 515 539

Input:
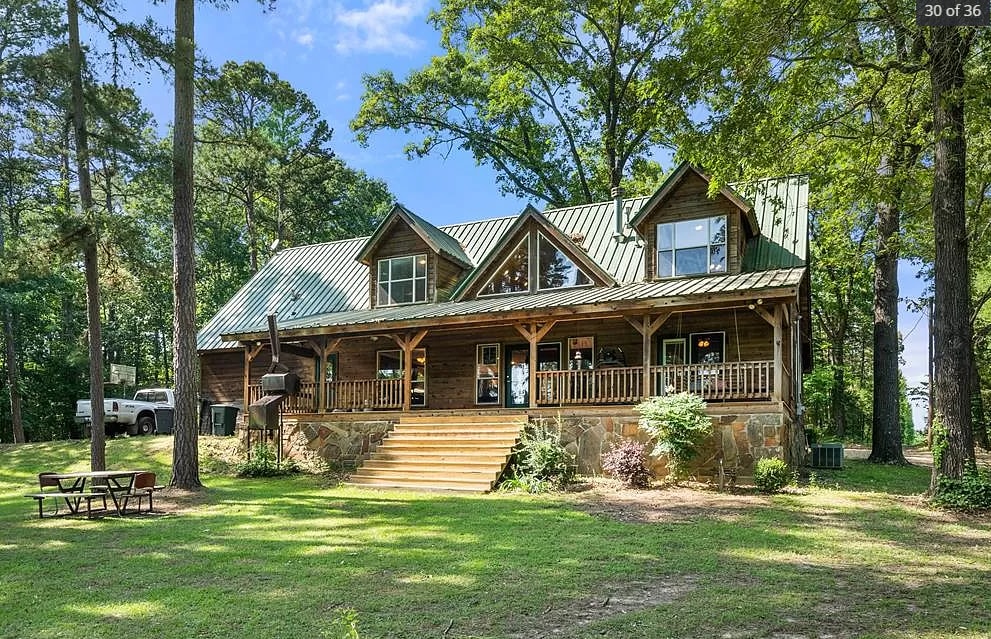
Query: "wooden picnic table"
29 470 145 517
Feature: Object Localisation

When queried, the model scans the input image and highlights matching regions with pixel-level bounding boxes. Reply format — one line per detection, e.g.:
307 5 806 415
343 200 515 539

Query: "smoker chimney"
611 186 626 240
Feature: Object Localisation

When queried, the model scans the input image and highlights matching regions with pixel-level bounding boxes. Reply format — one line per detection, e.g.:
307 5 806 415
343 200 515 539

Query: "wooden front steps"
347 415 524 493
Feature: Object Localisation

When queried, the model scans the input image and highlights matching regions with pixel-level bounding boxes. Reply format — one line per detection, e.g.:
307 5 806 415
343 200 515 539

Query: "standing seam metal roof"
198 175 807 351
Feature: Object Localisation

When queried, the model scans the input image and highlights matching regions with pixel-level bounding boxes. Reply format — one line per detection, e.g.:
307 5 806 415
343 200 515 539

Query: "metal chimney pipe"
612 186 625 238
267 313 282 371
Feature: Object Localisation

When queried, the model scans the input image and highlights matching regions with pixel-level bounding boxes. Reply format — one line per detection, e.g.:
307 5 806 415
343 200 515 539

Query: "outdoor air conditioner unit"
809 443 843 469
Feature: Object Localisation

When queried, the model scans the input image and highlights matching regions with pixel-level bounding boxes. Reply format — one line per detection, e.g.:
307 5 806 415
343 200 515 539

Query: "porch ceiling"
220 267 805 343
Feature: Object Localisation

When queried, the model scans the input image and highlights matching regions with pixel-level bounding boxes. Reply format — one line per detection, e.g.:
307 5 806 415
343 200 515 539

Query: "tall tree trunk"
829 357 846 439
970 347 990 450
0 195 25 443
869 193 906 463
930 26 975 491
2 307 25 443
170 0 202 489
246 185 257 272
68 0 105 471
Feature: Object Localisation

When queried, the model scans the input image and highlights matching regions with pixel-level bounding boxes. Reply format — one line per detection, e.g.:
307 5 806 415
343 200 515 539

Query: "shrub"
635 392 712 479
753 457 790 493
500 420 575 492
235 442 299 477
932 466 991 511
601 440 652 488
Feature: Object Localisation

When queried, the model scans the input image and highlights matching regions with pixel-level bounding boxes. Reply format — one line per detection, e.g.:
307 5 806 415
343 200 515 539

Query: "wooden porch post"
392 330 427 411
626 312 670 398
242 341 264 409
514 321 557 408
308 337 341 411
774 306 784 402
751 304 782 402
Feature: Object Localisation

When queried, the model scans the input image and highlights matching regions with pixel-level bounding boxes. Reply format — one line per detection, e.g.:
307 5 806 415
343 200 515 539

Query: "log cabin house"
197 163 811 491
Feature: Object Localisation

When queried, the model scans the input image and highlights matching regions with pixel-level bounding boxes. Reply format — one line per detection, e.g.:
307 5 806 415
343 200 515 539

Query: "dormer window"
378 254 427 306
656 216 727 277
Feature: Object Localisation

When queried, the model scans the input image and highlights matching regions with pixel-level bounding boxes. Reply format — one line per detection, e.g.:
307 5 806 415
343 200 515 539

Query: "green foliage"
931 465 991 511
753 458 791 493
235 443 299 478
324 609 361 639
635 393 712 479
501 420 575 492
601 440 652 489
352 0 692 206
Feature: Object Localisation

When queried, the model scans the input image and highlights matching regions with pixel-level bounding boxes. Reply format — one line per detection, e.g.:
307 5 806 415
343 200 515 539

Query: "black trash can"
211 404 239 436
154 407 174 435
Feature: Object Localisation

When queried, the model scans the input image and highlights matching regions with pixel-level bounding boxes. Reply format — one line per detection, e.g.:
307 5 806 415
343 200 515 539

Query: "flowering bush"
602 440 652 488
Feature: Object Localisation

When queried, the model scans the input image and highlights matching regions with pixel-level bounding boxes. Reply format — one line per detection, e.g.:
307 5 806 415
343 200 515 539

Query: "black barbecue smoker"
246 313 300 465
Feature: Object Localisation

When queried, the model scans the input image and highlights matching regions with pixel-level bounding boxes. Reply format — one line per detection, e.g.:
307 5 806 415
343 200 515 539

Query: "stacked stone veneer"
533 408 803 479
279 418 395 469
259 407 804 479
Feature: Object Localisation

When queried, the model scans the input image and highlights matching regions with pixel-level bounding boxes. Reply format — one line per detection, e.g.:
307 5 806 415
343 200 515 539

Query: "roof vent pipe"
611 185 626 240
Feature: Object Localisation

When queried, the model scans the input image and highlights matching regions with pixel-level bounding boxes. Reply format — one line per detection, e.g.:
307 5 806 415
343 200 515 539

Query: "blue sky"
118 0 931 431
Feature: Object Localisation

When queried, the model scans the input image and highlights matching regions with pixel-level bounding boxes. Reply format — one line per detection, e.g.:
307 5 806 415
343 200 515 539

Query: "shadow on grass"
1 440 989 639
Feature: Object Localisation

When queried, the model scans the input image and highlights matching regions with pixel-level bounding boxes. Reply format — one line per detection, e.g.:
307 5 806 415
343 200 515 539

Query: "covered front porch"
250 359 778 414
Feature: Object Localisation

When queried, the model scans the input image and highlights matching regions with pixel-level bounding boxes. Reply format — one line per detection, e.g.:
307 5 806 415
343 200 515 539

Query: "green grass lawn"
1 438 988 639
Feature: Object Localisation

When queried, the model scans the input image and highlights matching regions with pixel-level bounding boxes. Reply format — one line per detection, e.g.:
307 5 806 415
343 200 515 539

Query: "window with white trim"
377 254 427 306
656 216 727 277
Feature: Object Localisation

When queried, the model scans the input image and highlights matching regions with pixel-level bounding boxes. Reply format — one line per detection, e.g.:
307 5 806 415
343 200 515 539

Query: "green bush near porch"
1 438 989 639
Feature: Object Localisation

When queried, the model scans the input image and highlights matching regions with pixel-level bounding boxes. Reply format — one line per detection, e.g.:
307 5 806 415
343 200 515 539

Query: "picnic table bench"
25 470 162 518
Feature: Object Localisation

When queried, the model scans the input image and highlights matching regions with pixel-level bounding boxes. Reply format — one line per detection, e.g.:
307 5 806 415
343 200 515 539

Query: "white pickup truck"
75 388 175 437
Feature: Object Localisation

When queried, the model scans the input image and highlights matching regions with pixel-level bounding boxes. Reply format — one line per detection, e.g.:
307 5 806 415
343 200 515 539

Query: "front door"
505 345 529 408
504 343 562 408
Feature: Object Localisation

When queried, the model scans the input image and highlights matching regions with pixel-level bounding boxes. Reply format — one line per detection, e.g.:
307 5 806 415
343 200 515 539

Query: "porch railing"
535 360 774 406
323 378 404 411
536 366 643 405
650 361 774 402
247 378 404 414
247 360 775 413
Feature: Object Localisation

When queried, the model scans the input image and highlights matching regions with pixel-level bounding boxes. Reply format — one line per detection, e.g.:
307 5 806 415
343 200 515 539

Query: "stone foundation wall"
532 409 795 480
278 418 396 469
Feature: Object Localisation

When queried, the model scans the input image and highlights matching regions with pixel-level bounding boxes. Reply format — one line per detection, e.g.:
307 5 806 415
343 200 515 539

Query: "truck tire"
136 415 155 436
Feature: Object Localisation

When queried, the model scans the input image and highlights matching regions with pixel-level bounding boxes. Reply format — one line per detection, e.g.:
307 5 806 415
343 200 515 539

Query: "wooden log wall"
201 307 782 410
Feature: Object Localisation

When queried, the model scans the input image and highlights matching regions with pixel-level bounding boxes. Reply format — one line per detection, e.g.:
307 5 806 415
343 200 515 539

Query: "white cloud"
295 31 316 47
334 0 427 54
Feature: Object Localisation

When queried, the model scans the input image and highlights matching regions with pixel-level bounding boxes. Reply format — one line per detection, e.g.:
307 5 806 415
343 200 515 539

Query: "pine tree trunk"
170 0 202 489
2 306 25 443
68 0 105 470
929 26 975 491
869 195 906 463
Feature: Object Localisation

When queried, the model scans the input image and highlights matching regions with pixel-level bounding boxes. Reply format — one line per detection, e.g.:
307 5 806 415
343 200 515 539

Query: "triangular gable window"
478 232 595 297
537 232 591 290
480 236 529 296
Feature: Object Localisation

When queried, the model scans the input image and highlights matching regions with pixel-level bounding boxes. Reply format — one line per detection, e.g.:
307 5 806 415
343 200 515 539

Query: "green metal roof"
738 175 809 270
223 268 807 342
356 203 474 268
198 174 807 351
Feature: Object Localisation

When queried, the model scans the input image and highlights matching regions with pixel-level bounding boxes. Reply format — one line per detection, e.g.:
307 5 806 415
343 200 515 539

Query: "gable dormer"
629 163 760 281
357 204 473 307
452 205 616 300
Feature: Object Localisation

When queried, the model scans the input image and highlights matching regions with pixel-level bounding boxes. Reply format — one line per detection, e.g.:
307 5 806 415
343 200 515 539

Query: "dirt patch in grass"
566 477 768 524
504 575 697 639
